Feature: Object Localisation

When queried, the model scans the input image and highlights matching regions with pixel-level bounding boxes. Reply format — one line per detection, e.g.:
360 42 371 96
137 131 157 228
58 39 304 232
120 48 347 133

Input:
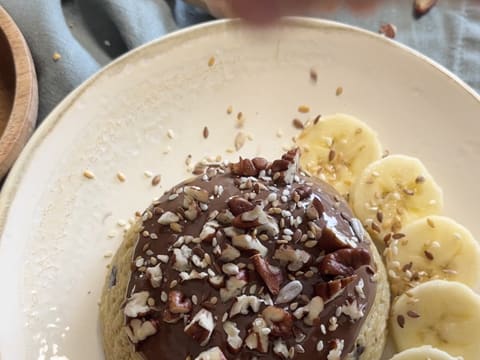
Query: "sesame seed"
208 56 215 67
316 340 324 351
376 211 384 223
144 170 153 178
170 280 178 288
226 105 233 114
53 52 61 61
234 132 246 151
236 112 245 128
151 175 161 186
292 118 304 130
427 218 435 228
203 126 209 139
336 86 343 96
415 175 426 184
424 250 434 260
298 105 310 113
397 315 405 328
83 170 95 179
276 129 284 138
328 149 336 162
310 68 318 83
167 129 175 139
103 251 113 258
407 310 420 318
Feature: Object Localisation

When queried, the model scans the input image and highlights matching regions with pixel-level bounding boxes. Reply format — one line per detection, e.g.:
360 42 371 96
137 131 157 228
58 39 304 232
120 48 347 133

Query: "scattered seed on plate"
116 172 126 182
426 218 435 228
167 129 175 139
226 105 233 115
328 149 336 162
208 56 215 67
53 52 62 61
103 251 113 258
83 170 95 179
424 250 434 260
185 154 192 166
203 126 209 139
313 115 321 125
292 118 304 130
336 86 344 96
415 175 426 184
236 112 245 128
298 105 310 113
144 170 153 178
151 175 162 186
407 310 420 318
276 129 284 138
310 68 318 83
234 132 246 151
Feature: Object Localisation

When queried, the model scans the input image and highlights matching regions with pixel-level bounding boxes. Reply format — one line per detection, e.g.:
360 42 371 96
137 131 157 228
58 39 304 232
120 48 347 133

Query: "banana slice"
351 154 443 243
391 280 480 360
296 113 382 197
385 215 480 296
390 345 462 360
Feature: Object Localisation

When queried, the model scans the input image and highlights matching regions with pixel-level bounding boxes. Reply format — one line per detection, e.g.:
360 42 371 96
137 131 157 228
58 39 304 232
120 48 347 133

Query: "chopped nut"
194 347 227 360
379 23 397 38
124 291 151 318
262 306 293 337
230 295 262 317
184 309 215 346
251 254 283 296
315 275 357 303
245 317 270 353
223 321 243 352
168 290 192 314
220 271 248 302
125 319 157 344
319 248 371 277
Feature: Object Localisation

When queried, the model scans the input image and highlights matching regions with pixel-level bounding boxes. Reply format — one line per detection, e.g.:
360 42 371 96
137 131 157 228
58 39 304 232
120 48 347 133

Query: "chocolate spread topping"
122 151 377 360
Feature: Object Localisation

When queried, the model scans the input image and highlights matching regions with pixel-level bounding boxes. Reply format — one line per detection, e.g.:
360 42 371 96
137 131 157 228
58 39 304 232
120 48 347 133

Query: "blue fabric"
0 0 478 121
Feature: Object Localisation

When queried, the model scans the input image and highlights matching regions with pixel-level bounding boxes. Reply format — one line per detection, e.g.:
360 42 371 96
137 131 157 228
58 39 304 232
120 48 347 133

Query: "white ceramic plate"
1 18 479 360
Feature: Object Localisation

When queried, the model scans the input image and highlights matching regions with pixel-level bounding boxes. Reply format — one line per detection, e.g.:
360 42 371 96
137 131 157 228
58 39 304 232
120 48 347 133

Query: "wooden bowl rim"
0 6 38 179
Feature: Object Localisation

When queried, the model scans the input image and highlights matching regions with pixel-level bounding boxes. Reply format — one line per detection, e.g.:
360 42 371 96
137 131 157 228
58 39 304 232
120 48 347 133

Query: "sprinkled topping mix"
121 150 376 359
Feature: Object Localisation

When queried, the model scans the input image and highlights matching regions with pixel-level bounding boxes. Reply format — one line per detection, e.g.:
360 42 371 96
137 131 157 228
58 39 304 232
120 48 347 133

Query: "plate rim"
1 17 479 238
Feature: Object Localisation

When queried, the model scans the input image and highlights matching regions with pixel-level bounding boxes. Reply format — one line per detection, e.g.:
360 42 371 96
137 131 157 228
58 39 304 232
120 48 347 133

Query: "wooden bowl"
0 6 38 179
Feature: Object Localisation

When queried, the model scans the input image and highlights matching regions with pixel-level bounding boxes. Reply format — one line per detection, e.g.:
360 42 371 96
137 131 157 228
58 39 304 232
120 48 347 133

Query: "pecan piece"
230 157 258 176
228 196 255 216
184 308 215 346
319 248 371 277
294 185 313 200
194 347 227 360
223 321 243 353
315 275 358 303
252 157 269 171
262 306 293 338
168 290 192 314
252 254 284 296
